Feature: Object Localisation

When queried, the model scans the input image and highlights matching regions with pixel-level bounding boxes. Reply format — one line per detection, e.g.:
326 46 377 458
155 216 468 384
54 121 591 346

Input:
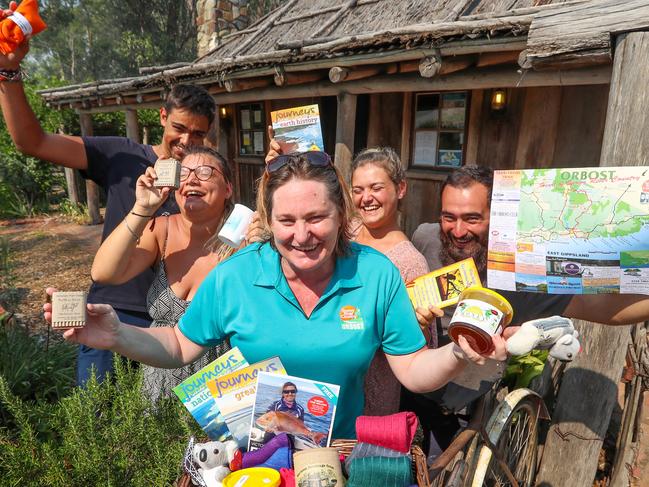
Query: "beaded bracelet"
0 68 23 82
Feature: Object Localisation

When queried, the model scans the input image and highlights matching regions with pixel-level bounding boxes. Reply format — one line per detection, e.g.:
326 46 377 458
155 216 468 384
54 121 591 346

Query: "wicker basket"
331 439 430 487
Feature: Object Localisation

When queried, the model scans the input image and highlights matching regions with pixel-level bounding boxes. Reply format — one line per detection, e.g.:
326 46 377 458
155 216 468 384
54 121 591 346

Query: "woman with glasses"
90 146 237 400
48 151 505 441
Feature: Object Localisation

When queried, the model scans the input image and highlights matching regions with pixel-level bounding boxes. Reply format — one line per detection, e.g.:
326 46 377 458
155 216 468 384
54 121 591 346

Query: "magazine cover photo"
249 372 339 451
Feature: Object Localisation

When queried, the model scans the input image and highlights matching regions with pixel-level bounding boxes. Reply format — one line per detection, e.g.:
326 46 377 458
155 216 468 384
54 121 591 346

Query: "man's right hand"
0 2 28 70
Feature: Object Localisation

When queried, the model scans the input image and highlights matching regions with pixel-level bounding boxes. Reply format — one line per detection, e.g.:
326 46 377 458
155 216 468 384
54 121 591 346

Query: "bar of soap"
51 291 87 329
153 158 181 188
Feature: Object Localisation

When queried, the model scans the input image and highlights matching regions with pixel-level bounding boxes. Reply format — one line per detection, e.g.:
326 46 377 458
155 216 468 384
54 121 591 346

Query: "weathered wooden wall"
399 83 608 237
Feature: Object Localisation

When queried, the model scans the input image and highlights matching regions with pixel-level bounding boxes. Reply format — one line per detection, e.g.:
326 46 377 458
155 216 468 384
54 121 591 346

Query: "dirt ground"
1 216 648 486
0 217 102 332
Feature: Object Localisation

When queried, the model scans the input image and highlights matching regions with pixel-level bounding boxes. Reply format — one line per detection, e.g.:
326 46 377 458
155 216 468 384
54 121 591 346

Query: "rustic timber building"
38 2 649 483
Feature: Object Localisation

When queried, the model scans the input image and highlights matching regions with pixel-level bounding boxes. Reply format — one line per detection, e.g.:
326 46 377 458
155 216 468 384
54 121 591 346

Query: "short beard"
439 230 488 279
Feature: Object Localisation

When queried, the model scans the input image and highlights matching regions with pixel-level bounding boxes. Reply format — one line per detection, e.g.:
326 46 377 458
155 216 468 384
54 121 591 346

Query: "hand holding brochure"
248 372 339 452
270 104 324 153
173 347 248 441
207 357 286 448
406 257 481 309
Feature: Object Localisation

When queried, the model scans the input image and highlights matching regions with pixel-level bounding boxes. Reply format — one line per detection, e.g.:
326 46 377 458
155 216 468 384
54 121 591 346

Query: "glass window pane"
415 94 439 129
241 108 251 130
438 132 463 167
253 131 264 154
440 93 466 129
413 130 438 166
240 132 252 155
252 109 264 128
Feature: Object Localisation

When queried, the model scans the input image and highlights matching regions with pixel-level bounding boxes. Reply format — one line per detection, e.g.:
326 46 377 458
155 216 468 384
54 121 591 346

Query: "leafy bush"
0 358 198 486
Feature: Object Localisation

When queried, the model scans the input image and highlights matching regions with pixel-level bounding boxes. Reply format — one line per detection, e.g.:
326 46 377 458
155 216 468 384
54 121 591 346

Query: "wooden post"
79 113 102 225
536 30 649 487
125 109 140 143
334 92 357 183
59 126 80 204
206 105 220 149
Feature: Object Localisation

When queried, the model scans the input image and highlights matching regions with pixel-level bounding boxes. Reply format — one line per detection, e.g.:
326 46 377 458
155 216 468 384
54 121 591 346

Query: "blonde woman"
91 146 235 400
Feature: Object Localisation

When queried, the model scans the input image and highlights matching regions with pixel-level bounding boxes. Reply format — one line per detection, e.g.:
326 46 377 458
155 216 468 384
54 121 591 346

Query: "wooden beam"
400 92 413 167
524 0 649 70
210 65 611 105
224 78 272 93
334 92 357 183
79 113 102 225
418 52 442 78
476 51 520 68
537 30 649 487
125 109 140 143
464 90 483 165
520 47 612 71
329 66 382 83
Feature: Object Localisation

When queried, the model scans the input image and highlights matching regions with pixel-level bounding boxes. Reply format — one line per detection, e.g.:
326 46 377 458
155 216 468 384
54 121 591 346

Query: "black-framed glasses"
180 165 223 181
282 389 297 394
267 151 332 173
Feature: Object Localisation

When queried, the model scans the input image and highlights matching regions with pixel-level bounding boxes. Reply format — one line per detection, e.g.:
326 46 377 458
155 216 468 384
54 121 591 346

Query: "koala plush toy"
192 440 240 487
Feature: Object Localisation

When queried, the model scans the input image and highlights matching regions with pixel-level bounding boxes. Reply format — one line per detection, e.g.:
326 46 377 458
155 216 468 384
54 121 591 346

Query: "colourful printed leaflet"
270 104 324 153
207 357 286 449
406 257 481 309
248 372 339 452
173 347 248 441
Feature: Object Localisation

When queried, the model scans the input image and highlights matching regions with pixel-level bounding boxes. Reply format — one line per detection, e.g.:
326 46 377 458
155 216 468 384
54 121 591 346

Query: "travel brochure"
487 167 649 294
206 356 287 448
174 350 339 452
248 372 339 452
406 257 481 309
270 104 324 153
172 347 248 441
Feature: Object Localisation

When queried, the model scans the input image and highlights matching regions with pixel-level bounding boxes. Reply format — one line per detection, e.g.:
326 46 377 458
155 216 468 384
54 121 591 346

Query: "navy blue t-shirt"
81 136 179 313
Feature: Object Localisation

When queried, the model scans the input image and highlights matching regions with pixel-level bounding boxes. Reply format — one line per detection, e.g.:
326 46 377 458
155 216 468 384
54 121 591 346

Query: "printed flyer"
487 166 649 294
248 372 339 452
172 347 248 441
270 104 324 153
406 257 481 309
207 357 286 448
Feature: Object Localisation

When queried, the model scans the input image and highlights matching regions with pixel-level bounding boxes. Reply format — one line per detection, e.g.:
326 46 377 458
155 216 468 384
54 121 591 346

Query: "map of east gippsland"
487 167 649 294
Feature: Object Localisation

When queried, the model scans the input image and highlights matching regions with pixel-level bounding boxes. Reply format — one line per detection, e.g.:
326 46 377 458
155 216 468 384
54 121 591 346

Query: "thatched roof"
39 0 619 109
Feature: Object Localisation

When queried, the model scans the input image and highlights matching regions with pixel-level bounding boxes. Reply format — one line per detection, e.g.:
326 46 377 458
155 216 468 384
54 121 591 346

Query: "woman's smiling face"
270 178 342 278
351 163 405 229
176 153 232 217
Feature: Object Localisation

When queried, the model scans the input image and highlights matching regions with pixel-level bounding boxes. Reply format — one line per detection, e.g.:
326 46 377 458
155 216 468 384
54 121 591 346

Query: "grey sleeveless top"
142 217 230 401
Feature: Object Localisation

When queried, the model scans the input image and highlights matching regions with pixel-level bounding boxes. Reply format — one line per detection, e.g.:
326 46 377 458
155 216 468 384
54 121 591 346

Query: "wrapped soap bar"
51 291 87 329
0 0 47 55
153 158 181 188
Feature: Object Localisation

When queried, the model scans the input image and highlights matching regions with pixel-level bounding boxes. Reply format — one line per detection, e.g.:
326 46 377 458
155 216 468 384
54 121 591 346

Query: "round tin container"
448 286 513 354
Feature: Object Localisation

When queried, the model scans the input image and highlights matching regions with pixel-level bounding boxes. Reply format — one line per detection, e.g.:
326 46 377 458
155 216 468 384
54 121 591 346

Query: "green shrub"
0 359 198 486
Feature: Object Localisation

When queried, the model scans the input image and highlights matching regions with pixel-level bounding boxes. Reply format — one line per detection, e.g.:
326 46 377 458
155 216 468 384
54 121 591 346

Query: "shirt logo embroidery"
339 305 364 330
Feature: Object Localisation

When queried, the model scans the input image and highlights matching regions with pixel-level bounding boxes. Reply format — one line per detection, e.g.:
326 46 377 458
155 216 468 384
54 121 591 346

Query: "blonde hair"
256 154 355 257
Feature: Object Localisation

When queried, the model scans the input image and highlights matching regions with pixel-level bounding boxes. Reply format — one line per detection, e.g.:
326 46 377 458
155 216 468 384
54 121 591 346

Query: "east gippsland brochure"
270 104 324 154
173 347 248 441
248 372 339 452
207 357 286 448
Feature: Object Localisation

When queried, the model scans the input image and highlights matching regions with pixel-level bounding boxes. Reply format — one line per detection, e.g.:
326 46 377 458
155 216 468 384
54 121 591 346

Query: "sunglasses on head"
267 151 332 174
282 389 297 394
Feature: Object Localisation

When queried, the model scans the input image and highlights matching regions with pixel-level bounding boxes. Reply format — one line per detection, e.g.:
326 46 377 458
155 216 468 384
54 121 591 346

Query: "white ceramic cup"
218 204 254 247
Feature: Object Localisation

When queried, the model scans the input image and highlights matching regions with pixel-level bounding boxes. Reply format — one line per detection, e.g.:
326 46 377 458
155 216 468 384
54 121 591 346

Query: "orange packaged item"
0 0 47 55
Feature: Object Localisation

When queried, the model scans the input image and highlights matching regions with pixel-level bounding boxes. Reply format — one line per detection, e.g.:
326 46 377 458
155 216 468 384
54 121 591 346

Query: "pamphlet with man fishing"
248 372 339 452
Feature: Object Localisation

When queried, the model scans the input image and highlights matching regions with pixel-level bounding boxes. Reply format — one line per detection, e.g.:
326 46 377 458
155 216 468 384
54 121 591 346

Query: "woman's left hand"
454 333 508 365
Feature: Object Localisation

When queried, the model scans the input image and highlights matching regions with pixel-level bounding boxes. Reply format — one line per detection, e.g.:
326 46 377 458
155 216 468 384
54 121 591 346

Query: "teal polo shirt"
179 242 425 439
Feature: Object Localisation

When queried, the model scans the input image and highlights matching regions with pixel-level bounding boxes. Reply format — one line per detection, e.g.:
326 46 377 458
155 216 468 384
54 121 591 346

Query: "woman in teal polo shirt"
47 152 506 440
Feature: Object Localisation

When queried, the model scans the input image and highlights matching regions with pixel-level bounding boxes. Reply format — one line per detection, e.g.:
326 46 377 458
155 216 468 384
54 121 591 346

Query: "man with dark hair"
407 164 649 455
0 39 217 385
